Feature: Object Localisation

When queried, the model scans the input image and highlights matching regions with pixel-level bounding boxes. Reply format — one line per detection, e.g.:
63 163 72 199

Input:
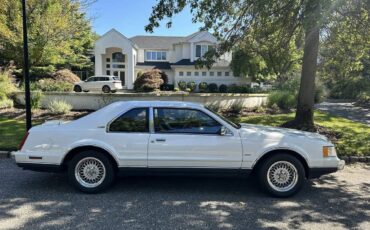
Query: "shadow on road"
0 161 369 229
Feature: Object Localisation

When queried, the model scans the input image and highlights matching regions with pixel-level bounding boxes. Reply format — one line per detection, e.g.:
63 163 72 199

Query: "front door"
113 71 125 87
148 108 243 168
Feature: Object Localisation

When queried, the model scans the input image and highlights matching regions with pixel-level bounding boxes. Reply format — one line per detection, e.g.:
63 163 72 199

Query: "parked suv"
74 76 123 93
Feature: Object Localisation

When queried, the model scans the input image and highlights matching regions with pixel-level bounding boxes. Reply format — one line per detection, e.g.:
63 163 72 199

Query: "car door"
84 77 96 90
105 107 150 167
148 107 243 168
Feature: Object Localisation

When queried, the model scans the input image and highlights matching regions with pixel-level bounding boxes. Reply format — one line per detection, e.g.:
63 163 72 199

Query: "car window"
154 108 222 134
112 77 119 81
109 108 149 132
86 77 95 82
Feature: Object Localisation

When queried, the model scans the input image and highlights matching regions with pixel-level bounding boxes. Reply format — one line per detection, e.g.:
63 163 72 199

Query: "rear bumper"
16 162 64 173
309 160 345 179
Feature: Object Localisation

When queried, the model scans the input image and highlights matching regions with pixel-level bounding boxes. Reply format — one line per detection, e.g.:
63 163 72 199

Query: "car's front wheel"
258 154 306 197
68 150 115 193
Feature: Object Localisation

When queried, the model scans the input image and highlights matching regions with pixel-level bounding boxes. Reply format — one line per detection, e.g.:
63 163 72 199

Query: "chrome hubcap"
75 157 106 188
267 161 298 192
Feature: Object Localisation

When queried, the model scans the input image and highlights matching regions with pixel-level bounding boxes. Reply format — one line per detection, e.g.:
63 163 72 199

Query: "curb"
0 151 11 159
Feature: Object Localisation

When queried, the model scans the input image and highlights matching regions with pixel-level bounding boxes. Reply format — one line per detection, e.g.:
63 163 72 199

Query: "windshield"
205 107 241 129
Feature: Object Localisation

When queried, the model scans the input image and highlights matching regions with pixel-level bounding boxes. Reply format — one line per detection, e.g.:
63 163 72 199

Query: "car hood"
238 123 329 142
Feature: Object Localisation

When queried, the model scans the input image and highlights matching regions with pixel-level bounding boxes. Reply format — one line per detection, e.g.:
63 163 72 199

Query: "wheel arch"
252 149 309 178
62 145 119 170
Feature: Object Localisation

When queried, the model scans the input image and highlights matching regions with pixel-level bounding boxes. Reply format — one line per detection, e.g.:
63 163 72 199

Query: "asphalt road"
0 159 369 230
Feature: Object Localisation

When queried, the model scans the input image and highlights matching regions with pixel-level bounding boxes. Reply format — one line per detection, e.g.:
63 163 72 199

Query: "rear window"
113 77 119 81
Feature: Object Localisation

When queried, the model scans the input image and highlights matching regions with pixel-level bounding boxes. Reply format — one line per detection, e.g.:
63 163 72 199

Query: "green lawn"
0 111 369 156
233 111 370 156
0 117 27 151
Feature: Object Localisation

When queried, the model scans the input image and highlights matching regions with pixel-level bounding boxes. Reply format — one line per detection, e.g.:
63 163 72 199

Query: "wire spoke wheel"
267 161 298 192
75 157 106 188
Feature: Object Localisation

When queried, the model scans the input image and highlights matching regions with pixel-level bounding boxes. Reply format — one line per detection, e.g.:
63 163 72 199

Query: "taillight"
18 132 29 150
113 81 121 84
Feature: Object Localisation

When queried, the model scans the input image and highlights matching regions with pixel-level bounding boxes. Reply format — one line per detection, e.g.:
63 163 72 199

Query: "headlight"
323 146 337 157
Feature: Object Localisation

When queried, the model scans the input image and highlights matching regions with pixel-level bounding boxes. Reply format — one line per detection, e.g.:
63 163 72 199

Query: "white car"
74 75 123 93
12 101 344 197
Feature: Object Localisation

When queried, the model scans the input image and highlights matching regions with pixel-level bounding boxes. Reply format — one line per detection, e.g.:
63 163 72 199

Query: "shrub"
208 83 218 93
160 84 174 91
219 84 228 93
159 70 168 84
134 69 164 92
185 88 192 92
227 84 240 93
52 69 81 83
356 92 370 106
0 98 13 109
314 81 327 103
267 91 296 110
30 91 43 109
47 99 72 114
177 80 187 91
198 82 208 92
30 65 55 79
0 71 16 101
206 103 222 113
174 87 180 92
35 79 74 92
186 81 196 92
228 103 243 116
329 77 370 99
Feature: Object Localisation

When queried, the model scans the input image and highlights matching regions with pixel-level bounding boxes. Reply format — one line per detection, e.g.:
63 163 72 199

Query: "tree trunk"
282 0 320 131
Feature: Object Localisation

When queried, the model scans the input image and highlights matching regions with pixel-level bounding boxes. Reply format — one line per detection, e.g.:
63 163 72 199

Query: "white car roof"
110 100 204 109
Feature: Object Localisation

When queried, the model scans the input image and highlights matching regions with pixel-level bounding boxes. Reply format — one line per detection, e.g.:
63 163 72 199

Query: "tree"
145 0 367 130
0 0 95 70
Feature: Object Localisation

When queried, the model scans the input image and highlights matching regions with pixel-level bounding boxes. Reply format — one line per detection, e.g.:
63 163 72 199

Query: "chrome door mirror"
220 126 233 136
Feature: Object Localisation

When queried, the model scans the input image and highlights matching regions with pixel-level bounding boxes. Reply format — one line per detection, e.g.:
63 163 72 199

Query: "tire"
73 85 82 92
68 150 115 193
102 85 111 93
257 153 306 197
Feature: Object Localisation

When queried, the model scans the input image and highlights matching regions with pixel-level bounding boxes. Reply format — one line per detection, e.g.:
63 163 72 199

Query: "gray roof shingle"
130 36 185 49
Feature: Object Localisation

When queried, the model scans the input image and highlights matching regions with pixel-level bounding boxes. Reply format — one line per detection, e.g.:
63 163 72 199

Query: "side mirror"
220 126 232 136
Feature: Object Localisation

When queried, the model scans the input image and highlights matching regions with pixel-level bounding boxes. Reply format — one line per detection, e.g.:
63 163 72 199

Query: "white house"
94 29 250 89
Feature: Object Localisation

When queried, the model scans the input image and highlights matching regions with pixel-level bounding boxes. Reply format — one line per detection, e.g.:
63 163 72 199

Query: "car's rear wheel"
102 85 111 93
73 85 82 92
68 150 115 193
258 154 305 197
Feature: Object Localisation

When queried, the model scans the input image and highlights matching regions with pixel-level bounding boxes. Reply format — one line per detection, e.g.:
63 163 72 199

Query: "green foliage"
35 79 74 92
268 91 297 110
329 77 370 99
198 82 208 92
228 103 244 116
29 65 55 79
177 81 187 91
133 69 164 92
30 91 43 109
174 87 180 92
0 98 13 109
208 83 218 93
47 99 73 114
219 84 228 93
0 71 16 102
186 81 196 92
356 92 370 107
0 0 95 69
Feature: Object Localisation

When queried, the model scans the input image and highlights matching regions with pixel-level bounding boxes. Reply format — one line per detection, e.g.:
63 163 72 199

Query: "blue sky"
87 0 202 37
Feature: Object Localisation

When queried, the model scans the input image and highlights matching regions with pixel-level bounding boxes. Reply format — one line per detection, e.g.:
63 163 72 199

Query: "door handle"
155 138 166 142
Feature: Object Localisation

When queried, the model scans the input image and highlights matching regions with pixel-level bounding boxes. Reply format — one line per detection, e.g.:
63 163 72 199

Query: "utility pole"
21 0 32 130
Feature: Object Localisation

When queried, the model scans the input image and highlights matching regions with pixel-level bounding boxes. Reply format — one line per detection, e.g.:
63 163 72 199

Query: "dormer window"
146 51 167 61
195 45 214 58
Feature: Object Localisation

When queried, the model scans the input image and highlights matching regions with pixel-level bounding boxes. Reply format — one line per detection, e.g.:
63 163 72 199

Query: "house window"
194 72 199 76
112 52 125 62
106 70 111 75
146 51 167 61
106 64 110 68
217 71 222 77
225 71 230 76
202 72 207 76
195 45 214 58
179 71 184 76
210 72 214 76
106 58 110 62
112 64 125 69
186 72 191 76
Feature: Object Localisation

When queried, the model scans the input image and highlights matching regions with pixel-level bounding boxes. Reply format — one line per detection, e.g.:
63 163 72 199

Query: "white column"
190 42 194 62
94 48 103 75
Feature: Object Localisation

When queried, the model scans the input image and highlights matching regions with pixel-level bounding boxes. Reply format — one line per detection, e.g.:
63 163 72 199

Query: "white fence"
14 91 268 110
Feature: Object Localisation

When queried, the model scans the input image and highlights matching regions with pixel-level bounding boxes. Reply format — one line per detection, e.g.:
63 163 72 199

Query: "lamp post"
21 0 32 130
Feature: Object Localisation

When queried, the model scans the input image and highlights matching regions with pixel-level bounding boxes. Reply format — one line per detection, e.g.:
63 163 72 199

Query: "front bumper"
309 159 345 179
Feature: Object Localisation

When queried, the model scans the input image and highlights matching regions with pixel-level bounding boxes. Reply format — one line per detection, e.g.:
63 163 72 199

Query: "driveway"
315 101 370 125
0 159 369 230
